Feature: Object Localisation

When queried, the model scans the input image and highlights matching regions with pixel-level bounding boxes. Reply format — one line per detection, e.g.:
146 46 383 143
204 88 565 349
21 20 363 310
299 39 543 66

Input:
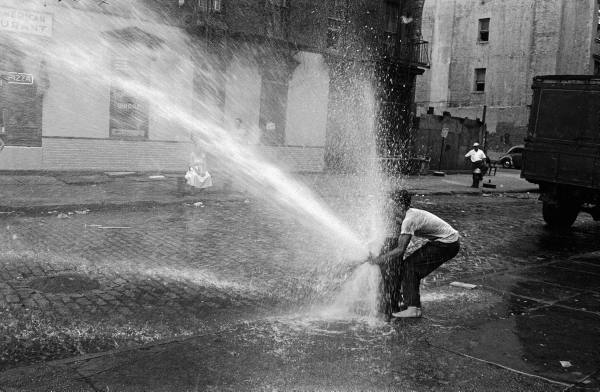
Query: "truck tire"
542 201 579 228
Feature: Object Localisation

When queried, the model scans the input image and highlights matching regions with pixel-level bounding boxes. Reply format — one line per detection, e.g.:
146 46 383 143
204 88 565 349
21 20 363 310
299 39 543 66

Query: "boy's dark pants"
379 238 460 315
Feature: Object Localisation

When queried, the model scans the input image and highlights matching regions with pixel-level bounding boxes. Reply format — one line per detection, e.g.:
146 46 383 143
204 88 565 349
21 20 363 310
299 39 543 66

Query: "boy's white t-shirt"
400 208 459 243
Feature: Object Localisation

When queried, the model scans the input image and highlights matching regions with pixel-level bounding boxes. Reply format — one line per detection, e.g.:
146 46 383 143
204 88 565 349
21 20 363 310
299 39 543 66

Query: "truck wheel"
542 201 579 228
501 159 512 169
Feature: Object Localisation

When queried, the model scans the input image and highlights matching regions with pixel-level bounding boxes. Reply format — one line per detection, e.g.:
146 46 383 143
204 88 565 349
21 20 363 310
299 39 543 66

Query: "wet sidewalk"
0 169 536 212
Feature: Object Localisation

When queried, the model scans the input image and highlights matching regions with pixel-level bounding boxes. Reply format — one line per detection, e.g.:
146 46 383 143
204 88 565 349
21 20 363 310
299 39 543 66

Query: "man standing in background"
465 142 487 188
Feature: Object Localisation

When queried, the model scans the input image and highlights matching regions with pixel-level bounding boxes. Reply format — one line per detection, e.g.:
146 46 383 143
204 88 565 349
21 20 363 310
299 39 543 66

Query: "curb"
0 194 249 215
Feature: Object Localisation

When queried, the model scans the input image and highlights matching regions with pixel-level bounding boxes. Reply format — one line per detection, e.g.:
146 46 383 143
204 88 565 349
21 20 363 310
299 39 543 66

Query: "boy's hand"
367 254 381 265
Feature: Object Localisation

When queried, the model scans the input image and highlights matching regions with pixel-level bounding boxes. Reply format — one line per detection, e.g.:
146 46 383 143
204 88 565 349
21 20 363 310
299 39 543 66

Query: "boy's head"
389 189 411 220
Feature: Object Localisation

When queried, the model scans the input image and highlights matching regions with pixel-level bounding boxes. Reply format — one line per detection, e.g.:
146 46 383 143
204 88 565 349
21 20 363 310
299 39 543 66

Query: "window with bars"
474 68 486 92
197 0 222 13
478 18 490 42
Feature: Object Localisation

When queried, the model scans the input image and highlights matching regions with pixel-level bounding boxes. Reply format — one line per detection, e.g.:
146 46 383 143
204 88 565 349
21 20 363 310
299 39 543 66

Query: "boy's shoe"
392 306 422 318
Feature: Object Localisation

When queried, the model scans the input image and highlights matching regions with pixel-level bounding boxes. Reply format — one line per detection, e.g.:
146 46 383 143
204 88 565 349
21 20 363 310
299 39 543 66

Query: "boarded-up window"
259 76 288 146
0 43 42 147
109 59 149 140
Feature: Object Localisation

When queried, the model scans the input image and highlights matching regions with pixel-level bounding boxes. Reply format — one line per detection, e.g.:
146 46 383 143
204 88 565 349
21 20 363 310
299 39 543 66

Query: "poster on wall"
109 59 148 139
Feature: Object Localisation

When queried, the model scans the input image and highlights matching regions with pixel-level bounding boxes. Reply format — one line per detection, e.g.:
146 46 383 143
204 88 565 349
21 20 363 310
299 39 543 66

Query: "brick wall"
259 146 325 173
40 138 323 173
42 138 191 172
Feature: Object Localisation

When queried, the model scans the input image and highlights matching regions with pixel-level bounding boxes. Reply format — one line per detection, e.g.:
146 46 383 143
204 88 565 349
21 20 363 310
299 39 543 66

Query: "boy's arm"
369 234 412 265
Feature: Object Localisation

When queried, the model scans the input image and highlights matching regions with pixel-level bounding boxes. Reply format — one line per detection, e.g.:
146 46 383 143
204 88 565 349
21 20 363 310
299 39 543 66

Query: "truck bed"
522 75 600 190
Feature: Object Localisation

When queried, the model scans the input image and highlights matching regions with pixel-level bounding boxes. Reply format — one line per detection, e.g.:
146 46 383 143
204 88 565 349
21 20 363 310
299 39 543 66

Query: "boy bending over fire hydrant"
368 190 460 319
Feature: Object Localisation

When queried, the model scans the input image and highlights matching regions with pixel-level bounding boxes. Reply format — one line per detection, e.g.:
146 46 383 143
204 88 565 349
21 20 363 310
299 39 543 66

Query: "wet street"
1 193 599 391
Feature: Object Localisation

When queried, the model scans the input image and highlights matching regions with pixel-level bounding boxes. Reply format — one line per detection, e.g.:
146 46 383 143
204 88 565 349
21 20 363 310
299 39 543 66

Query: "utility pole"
481 105 487 150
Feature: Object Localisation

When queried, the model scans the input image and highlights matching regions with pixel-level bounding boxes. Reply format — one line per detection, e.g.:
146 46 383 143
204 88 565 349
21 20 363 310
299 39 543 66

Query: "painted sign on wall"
0 71 34 85
0 7 53 37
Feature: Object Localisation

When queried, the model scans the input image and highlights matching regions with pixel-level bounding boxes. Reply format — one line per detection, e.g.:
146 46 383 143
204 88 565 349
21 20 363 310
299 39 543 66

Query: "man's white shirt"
465 149 486 162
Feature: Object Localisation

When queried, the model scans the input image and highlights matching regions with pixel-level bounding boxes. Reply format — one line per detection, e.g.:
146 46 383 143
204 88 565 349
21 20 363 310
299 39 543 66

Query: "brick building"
415 0 597 154
0 0 428 173
179 0 430 171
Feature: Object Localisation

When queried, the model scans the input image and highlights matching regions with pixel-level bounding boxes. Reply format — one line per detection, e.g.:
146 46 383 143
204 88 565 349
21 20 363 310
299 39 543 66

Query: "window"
265 0 289 39
330 0 345 19
478 18 490 42
327 0 346 49
597 0 600 38
384 1 400 56
327 19 342 49
474 68 486 92
198 0 221 13
385 2 400 34
595 59 600 75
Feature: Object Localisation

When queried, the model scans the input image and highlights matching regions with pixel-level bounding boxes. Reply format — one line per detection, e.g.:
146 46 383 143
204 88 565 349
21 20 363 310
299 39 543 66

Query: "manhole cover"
29 274 100 294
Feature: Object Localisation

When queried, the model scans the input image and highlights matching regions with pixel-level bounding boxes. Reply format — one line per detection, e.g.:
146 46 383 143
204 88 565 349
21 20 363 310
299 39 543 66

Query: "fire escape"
376 0 430 159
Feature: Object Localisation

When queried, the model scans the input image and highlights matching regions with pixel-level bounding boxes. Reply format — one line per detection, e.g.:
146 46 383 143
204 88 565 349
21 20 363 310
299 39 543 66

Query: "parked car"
498 145 524 169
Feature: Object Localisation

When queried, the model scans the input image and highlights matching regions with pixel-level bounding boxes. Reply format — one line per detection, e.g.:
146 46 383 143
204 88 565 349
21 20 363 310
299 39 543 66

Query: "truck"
521 75 600 228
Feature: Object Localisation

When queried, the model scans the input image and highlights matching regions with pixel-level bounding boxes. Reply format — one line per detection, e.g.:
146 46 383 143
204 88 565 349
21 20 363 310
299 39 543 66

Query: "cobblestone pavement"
0 192 599 378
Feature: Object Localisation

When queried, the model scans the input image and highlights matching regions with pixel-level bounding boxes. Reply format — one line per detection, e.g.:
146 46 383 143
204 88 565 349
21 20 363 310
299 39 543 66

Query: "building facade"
0 0 428 173
181 0 430 172
0 0 196 171
415 0 597 154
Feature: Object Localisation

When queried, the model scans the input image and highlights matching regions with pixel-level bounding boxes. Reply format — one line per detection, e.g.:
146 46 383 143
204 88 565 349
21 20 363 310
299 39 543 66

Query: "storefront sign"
0 7 53 37
0 71 34 85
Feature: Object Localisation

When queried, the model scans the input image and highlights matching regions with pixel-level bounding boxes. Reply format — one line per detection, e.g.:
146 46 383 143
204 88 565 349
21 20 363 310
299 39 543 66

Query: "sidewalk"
0 169 537 212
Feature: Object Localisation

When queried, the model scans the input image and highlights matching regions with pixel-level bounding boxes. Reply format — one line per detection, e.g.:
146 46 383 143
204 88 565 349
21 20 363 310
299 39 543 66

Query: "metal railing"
384 39 430 67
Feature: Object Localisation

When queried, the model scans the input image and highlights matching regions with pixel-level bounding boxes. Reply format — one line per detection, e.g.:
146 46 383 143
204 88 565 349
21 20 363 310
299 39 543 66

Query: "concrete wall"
416 0 596 153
